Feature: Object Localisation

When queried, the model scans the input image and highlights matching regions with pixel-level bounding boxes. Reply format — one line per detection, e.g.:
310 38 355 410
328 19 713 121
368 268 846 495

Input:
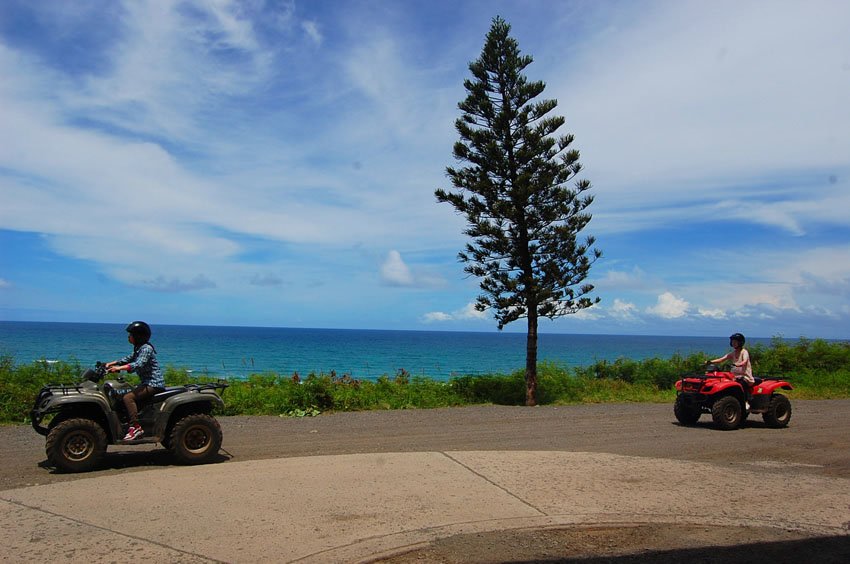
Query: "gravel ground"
3 400 850 562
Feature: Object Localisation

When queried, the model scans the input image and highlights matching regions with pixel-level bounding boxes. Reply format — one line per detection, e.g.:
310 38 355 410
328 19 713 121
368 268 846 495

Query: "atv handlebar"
81 362 108 383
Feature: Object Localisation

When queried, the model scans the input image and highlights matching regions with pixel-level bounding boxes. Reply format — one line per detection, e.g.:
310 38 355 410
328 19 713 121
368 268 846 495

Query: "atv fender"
753 381 793 395
705 379 743 395
153 390 225 438
31 392 112 437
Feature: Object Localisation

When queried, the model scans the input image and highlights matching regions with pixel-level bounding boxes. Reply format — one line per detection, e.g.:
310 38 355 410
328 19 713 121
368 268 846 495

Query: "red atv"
674 364 793 430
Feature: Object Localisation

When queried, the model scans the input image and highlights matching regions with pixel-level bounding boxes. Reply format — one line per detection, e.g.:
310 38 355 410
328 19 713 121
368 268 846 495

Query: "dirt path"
3 400 850 562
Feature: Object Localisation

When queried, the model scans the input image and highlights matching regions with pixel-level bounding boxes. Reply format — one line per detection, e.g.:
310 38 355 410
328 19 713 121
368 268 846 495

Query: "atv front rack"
31 382 92 414
30 383 94 436
38 382 89 394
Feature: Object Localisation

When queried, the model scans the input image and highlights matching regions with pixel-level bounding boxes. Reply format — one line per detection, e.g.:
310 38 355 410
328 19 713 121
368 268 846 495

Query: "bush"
2 336 849 423
0 357 82 423
451 371 525 405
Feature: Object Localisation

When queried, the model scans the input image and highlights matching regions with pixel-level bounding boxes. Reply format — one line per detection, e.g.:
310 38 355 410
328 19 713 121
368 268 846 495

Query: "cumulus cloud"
379 250 446 288
422 302 488 323
422 311 452 323
456 302 488 320
571 305 602 321
380 250 414 287
646 292 690 319
609 298 638 320
698 307 727 320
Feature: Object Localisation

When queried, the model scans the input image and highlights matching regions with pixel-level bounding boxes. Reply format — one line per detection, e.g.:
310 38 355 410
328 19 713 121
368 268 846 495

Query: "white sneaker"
123 425 143 441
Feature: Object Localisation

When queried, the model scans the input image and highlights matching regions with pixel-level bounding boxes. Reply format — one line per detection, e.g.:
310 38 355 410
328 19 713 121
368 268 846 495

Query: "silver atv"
31 362 227 473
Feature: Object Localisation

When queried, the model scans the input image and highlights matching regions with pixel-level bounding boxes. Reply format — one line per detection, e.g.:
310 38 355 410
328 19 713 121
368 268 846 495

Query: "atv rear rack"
681 373 790 381
184 382 229 392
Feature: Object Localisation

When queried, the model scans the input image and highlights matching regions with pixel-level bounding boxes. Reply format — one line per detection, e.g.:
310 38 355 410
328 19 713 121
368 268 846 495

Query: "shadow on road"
38 448 231 474
511 535 850 563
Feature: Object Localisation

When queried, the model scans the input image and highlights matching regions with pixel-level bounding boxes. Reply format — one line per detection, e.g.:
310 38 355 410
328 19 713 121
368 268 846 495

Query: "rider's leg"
123 385 155 438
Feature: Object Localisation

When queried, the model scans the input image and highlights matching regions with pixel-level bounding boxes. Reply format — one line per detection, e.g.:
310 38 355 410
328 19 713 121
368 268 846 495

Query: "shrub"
2 336 849 423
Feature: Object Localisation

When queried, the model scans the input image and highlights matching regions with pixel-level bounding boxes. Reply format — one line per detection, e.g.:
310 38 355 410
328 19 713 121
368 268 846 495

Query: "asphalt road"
3 399 850 491
3 400 849 562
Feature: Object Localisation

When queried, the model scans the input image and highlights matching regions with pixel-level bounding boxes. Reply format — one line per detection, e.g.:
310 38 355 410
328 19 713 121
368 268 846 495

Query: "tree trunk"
525 311 538 406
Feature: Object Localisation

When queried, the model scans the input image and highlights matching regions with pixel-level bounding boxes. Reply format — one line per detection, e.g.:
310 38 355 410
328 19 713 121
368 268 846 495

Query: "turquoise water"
0 321 769 381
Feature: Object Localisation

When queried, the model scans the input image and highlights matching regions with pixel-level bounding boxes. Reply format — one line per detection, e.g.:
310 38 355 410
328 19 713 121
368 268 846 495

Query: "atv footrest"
118 436 161 445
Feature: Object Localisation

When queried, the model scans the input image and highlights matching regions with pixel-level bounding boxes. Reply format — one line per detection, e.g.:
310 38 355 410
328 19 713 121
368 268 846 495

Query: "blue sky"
1 0 848 339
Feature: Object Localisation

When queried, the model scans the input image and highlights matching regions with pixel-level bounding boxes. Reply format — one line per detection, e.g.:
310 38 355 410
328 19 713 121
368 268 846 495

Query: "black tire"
169 413 222 465
674 396 701 425
711 396 743 431
763 393 792 428
45 418 107 473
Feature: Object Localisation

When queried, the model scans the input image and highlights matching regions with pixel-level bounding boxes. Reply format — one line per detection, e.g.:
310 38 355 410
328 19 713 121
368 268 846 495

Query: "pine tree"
436 16 601 406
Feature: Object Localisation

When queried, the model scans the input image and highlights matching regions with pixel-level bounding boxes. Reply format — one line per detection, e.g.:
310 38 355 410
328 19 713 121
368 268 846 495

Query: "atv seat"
152 386 186 402
752 377 763 385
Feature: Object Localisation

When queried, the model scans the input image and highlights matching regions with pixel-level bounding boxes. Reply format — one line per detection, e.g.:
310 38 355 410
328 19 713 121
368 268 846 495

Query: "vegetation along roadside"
1 337 848 425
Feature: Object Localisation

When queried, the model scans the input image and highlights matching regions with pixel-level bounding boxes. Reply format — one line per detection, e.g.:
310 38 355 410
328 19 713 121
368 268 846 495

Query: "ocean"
0 321 770 381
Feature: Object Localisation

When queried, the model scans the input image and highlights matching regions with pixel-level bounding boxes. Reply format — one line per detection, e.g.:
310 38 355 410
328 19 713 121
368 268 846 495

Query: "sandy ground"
3 400 850 562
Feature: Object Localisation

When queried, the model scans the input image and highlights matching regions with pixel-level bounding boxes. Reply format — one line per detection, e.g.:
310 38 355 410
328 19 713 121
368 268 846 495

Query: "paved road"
4 400 850 491
1 401 849 562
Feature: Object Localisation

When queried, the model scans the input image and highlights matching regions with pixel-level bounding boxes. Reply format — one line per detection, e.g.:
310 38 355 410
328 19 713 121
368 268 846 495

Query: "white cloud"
301 21 322 45
609 299 638 320
647 292 690 319
553 0 850 234
378 250 447 289
698 307 727 320
380 250 414 287
422 302 488 323
1 1 848 338
571 305 602 321
0 278 10 289
455 302 488 320
422 311 452 323
595 267 661 293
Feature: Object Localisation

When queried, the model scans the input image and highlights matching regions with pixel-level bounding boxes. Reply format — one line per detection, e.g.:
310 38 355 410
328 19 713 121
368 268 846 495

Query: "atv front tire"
763 393 792 428
169 413 222 465
46 418 107 473
711 396 743 431
674 396 701 425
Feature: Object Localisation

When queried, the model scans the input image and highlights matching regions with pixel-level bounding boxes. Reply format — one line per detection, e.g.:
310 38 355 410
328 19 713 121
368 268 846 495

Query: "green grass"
2 337 849 424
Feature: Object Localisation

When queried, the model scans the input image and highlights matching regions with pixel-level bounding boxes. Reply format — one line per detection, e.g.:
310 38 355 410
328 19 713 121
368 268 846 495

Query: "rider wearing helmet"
709 332 754 384
105 321 165 441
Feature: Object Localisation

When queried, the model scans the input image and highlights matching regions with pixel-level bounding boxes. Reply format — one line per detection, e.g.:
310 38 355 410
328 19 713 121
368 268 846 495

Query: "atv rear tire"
46 418 107 473
711 396 743 431
169 413 222 465
674 396 701 425
762 393 792 428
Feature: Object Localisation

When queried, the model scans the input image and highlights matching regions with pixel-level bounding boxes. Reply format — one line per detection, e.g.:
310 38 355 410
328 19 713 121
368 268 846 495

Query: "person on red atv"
709 332 754 388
